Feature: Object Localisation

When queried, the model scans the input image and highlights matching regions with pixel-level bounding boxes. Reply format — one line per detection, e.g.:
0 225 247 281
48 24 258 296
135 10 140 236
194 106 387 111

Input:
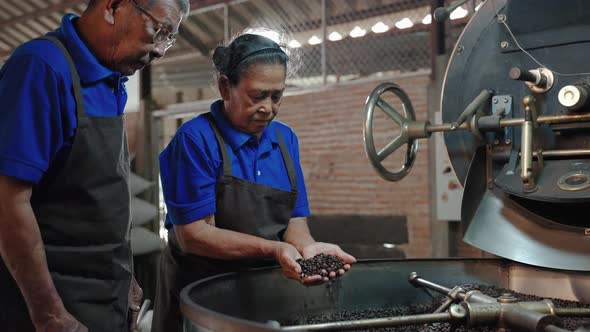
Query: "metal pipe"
554 307 590 316
540 149 590 157
408 272 454 295
426 113 590 133
281 311 459 331
501 113 590 127
492 149 590 162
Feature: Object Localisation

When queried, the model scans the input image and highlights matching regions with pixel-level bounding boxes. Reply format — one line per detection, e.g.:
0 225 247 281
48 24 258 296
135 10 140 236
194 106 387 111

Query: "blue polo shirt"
0 14 128 184
160 100 311 229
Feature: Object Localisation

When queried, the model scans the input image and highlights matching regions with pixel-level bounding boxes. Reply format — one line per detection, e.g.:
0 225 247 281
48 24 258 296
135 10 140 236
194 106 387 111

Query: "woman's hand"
301 242 356 280
273 242 324 284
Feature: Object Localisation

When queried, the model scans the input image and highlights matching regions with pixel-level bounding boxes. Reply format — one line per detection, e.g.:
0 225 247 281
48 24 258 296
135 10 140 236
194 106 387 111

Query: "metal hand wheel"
363 83 420 182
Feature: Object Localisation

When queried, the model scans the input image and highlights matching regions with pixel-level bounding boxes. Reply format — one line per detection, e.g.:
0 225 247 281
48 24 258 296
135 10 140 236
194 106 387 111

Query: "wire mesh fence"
151 0 470 104
225 0 434 87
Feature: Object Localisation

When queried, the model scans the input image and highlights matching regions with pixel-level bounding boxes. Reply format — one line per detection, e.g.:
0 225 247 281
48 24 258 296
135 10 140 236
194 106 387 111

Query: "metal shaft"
492 149 590 162
408 272 453 295
554 307 590 316
281 311 459 331
426 113 590 133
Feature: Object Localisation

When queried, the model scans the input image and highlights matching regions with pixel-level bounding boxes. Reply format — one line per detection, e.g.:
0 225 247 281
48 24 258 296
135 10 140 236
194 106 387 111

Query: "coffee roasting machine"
180 1 590 331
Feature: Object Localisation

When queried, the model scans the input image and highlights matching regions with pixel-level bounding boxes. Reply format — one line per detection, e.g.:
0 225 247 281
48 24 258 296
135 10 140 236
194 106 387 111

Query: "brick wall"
277 73 432 258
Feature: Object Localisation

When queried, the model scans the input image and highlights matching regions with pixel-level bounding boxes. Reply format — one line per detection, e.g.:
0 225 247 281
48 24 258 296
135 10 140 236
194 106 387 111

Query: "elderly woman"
152 31 356 331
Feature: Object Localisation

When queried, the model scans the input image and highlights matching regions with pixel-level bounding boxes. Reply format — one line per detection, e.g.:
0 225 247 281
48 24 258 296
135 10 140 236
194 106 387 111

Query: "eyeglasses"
129 0 176 51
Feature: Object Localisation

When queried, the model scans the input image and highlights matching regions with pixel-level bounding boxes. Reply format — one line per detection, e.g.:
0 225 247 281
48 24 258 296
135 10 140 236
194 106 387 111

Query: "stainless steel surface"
181 259 590 332
463 190 590 271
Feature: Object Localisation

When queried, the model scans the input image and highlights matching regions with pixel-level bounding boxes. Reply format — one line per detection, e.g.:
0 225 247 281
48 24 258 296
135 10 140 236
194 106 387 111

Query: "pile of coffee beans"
297 253 345 278
280 284 590 331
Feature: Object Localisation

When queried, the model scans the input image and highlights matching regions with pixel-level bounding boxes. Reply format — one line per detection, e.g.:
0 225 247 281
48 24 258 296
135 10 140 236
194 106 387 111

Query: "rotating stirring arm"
281 273 590 332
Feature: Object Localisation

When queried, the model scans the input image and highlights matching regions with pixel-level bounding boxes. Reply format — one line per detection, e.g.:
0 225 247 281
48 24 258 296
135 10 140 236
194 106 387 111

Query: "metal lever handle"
450 89 493 130
408 272 452 294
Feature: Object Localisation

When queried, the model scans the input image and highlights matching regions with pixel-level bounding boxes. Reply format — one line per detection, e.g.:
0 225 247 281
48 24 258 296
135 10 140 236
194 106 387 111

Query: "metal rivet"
456 45 464 53
494 139 500 145
505 139 511 144
500 41 509 49
503 97 509 103
493 98 498 104
497 14 506 23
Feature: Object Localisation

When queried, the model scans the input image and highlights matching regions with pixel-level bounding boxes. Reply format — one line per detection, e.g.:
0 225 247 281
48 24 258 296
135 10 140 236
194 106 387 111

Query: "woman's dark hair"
212 32 289 86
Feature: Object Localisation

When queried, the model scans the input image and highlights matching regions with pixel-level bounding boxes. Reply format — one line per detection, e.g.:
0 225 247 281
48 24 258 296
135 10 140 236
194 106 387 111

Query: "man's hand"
0 175 87 332
35 307 87 332
127 276 143 332
301 242 356 280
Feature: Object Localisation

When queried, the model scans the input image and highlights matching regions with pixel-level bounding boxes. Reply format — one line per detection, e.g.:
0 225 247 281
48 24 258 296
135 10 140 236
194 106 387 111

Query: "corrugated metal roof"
0 0 222 62
0 0 87 60
0 0 436 64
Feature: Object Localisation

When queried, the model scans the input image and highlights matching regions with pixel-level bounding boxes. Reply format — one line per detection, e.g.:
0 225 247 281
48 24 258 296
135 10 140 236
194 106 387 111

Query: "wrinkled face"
221 63 286 137
109 0 183 76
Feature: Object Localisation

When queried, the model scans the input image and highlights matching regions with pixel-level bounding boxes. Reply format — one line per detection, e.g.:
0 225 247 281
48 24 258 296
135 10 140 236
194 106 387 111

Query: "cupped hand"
273 242 324 284
301 242 357 280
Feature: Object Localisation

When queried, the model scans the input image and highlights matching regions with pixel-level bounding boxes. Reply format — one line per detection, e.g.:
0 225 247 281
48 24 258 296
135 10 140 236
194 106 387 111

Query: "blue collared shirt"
160 100 311 229
0 14 128 184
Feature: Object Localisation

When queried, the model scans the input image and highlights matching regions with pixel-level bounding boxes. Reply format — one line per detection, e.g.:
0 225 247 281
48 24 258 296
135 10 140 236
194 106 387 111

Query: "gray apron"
0 35 132 332
151 113 298 332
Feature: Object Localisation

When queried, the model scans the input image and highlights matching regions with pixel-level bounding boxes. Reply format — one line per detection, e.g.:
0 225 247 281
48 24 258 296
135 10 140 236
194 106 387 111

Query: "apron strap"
275 128 298 192
36 36 88 126
206 113 233 176
205 112 298 191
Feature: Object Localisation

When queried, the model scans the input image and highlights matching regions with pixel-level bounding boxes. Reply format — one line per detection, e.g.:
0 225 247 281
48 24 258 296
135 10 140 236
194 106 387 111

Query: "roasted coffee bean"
297 253 346 278
280 284 590 331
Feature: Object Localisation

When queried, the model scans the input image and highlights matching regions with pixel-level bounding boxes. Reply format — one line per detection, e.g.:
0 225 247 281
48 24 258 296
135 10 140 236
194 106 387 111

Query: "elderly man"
0 0 188 331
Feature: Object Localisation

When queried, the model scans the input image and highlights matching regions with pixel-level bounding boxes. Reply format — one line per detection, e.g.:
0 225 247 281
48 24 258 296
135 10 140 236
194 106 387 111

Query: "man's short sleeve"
159 130 219 225
0 55 66 184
